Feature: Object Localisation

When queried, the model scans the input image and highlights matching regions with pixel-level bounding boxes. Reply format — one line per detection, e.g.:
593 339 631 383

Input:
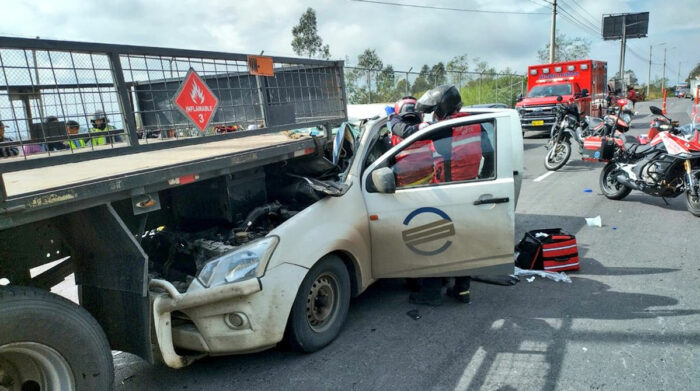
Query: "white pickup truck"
151 108 524 367
0 36 522 391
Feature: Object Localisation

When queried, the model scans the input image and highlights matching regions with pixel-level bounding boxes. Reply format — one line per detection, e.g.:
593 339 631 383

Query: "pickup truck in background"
515 59 607 133
0 37 523 391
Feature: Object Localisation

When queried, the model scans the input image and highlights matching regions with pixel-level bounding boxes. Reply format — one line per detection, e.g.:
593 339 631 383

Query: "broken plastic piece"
585 215 602 227
514 266 572 283
406 309 421 320
612 226 617 230
583 188 593 193
526 277 536 283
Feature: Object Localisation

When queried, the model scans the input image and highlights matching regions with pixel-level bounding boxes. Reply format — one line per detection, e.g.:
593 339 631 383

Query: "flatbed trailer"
0 37 346 390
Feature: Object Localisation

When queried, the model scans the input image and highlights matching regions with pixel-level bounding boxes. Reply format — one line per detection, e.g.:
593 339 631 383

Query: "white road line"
533 171 555 182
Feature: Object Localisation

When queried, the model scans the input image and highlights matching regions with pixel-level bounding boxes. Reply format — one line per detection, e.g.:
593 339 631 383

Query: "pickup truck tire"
285 255 350 353
0 285 113 391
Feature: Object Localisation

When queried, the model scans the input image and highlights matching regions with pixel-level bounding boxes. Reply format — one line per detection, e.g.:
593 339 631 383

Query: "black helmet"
416 85 462 120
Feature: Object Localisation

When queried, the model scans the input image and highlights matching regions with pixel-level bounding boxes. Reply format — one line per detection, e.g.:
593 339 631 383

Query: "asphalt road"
114 98 699 391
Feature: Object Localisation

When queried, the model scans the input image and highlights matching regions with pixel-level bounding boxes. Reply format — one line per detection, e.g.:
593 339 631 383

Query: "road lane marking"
533 171 555 182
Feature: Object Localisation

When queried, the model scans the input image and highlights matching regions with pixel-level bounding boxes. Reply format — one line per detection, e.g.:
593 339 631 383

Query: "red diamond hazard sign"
173 68 219 132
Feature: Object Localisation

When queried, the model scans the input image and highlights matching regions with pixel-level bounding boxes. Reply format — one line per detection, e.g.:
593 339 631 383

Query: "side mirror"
516 93 523 102
649 106 663 116
371 167 396 194
581 88 589 97
556 95 563 102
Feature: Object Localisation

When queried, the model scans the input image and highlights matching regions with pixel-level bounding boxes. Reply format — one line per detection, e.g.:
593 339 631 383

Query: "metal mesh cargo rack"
0 37 347 207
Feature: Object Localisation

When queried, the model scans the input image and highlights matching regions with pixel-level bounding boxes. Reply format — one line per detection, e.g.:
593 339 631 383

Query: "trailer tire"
285 255 350 353
0 285 114 391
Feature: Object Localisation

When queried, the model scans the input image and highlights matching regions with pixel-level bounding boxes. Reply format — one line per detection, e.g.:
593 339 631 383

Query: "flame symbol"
190 80 205 104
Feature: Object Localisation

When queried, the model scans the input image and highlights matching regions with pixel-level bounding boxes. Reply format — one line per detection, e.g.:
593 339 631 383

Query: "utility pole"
647 45 652 98
662 47 667 94
619 14 627 92
549 0 557 63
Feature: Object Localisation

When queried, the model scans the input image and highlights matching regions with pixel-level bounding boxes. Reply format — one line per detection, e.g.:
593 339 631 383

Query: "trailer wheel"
285 255 350 353
0 286 113 391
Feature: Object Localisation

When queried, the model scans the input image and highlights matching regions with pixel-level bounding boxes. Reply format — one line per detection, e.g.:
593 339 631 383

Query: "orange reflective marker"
369 215 379 221
247 55 274 77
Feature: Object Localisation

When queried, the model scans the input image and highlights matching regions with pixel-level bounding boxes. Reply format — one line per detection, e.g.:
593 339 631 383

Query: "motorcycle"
543 96 583 170
598 105 700 216
544 96 617 171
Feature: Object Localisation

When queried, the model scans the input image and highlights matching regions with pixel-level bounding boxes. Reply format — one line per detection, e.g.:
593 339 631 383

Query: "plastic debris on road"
514 266 572 283
406 309 421 320
585 215 602 227
526 277 536 283
583 188 593 193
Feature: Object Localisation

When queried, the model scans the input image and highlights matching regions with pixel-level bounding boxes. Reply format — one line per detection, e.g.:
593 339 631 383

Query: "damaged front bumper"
150 277 262 368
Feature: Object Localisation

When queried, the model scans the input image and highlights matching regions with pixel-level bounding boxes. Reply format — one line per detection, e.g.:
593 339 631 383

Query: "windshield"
527 83 572 98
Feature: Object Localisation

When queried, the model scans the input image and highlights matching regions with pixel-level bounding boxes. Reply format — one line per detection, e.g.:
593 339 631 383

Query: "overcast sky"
3 0 699 84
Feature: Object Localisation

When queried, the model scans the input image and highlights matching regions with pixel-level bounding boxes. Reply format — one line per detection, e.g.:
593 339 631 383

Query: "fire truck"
515 60 607 132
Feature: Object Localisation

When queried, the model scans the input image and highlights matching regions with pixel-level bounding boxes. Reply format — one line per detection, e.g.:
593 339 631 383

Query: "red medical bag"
515 229 580 272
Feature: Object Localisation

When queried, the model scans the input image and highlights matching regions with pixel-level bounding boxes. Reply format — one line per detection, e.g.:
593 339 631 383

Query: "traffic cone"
662 89 667 115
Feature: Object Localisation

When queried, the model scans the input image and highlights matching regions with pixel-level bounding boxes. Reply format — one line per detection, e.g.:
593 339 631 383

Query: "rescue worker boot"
409 278 442 306
447 276 471 304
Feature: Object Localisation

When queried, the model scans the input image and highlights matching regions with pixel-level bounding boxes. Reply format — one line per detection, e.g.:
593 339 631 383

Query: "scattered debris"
612 226 617 230
585 215 602 227
583 188 593 193
527 277 536 283
406 309 421 320
514 266 572 283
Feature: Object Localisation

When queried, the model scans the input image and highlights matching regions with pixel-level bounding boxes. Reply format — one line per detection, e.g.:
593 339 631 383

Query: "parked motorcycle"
544 95 615 171
598 106 700 216
543 96 582 170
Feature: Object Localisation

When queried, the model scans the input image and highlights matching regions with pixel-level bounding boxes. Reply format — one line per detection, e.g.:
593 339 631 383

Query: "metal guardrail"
0 37 348 173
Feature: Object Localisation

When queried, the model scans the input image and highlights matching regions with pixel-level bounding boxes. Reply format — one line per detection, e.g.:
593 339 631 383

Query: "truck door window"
389 119 496 189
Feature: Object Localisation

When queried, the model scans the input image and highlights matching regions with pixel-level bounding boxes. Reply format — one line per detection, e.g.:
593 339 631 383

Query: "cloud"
2 0 698 82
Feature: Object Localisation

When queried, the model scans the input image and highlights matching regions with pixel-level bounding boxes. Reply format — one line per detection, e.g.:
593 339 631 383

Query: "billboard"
602 12 649 40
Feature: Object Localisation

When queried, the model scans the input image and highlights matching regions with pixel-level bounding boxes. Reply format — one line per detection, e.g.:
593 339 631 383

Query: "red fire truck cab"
516 59 607 132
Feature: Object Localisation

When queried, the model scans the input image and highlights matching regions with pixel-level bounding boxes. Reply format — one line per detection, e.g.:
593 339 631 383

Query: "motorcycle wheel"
544 140 572 171
685 191 700 217
599 163 632 200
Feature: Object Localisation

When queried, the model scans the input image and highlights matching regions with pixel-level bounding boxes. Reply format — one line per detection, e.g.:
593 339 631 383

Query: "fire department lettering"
173 68 220 132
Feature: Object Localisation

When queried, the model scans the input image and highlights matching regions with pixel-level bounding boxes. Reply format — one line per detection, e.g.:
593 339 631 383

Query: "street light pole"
549 0 557 63
647 45 652 98
662 47 667 95
619 14 627 92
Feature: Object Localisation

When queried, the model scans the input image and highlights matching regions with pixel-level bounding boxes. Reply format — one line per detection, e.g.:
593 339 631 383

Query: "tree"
291 8 330 59
446 54 469 86
376 65 396 101
346 49 384 103
537 32 591 63
429 62 447 86
687 62 700 82
411 65 431 94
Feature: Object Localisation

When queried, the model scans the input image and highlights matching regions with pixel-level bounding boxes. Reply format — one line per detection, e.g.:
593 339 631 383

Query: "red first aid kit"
515 228 580 272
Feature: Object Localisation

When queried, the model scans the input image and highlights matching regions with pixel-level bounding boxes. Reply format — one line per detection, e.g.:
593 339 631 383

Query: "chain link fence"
345 66 526 107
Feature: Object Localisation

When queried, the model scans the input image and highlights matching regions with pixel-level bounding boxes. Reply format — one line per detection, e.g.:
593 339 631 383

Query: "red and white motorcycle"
594 105 700 216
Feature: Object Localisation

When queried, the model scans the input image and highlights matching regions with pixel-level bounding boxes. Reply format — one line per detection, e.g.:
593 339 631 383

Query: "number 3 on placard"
198 114 204 123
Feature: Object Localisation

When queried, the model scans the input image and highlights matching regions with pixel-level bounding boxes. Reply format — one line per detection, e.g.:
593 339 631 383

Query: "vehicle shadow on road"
620 193 688 213
113 215 698 391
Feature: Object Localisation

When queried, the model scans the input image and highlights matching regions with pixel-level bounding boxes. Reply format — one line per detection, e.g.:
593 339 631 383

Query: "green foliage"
291 8 330 59
344 52 526 106
537 32 591 63
687 63 700 83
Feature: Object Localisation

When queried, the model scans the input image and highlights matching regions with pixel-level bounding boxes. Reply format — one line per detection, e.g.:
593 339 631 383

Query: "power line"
559 0 600 30
558 0 600 32
350 0 549 15
556 9 602 38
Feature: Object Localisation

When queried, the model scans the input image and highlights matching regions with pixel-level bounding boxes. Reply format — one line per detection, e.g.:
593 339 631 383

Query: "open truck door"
362 112 516 278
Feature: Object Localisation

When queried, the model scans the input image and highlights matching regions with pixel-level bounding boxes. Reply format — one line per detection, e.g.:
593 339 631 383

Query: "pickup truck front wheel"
285 255 350 352
0 286 113 391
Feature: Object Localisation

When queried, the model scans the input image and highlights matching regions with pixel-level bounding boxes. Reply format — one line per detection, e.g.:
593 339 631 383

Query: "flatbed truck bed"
0 132 323 229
